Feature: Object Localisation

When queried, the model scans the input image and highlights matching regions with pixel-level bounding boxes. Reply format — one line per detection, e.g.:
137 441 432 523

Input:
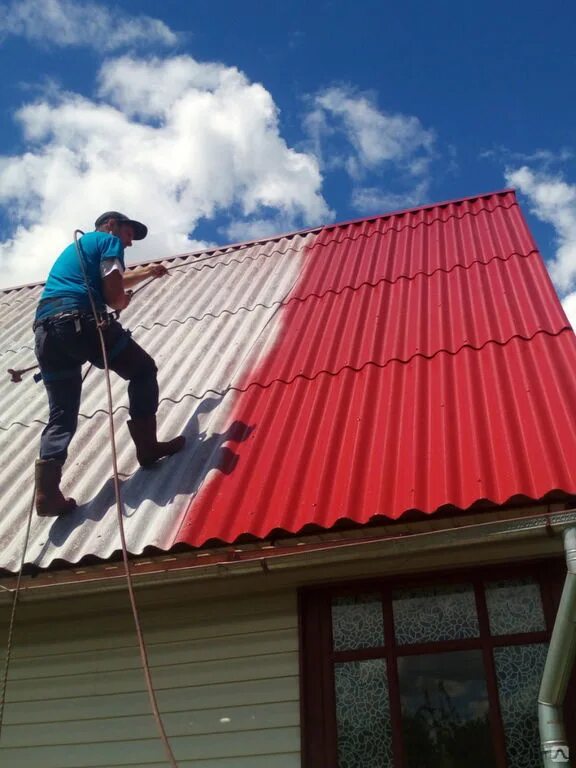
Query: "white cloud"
304 85 434 213
481 146 573 166
506 166 576 292
0 55 330 288
351 181 429 215
0 0 177 52
561 291 576 330
224 217 293 243
314 87 433 173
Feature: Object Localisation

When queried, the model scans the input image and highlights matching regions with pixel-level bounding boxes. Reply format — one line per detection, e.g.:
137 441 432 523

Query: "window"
300 561 575 768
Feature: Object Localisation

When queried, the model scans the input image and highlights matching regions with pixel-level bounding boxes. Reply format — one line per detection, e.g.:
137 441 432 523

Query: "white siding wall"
0 585 301 767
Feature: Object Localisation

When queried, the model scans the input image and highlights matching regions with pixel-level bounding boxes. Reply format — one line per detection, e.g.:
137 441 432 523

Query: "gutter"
539 527 576 767
0 504 573 602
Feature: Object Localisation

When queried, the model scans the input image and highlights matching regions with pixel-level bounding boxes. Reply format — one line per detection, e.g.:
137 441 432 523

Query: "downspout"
539 527 576 767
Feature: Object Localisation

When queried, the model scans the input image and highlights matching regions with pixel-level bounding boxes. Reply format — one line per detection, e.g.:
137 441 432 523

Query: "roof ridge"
317 188 517 234
158 197 520 278
0 188 517 295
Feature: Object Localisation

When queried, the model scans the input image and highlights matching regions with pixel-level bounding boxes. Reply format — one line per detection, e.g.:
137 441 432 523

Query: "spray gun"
7 365 42 383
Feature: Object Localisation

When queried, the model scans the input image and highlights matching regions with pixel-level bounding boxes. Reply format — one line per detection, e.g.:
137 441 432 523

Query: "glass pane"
335 659 393 768
398 650 496 768
486 578 546 636
332 594 384 651
393 583 479 645
494 643 548 768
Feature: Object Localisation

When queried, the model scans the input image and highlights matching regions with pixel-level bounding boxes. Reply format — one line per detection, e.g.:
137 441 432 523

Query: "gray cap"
94 211 147 240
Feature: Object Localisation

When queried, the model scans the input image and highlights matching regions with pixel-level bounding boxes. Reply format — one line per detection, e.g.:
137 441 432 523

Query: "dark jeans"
35 315 159 462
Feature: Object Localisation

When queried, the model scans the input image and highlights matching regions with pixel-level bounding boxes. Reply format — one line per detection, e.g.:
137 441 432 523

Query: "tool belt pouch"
33 310 116 332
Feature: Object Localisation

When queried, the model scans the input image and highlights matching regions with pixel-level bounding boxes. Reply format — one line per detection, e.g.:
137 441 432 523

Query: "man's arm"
123 264 167 289
102 264 167 310
102 271 131 310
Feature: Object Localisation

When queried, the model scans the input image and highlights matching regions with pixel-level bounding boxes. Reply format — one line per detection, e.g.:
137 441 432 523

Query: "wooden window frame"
299 557 576 768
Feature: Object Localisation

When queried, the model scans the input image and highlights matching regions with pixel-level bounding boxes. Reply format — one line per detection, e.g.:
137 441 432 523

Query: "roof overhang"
1 502 573 603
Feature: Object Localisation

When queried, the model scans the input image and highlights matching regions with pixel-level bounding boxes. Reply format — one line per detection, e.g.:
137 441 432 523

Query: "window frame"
299 557 576 768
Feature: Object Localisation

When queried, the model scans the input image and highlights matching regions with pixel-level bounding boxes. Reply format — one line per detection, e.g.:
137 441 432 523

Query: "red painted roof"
176 189 576 546
2 189 575 572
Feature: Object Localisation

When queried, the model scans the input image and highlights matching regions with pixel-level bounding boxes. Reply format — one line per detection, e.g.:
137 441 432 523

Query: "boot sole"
36 501 77 517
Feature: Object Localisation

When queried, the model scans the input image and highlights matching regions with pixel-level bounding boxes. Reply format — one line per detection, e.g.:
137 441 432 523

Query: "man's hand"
147 264 168 279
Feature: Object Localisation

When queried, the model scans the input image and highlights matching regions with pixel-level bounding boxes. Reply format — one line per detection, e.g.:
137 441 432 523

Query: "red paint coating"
176 191 576 547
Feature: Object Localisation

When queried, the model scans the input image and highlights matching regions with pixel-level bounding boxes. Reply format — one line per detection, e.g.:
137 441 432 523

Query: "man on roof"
33 211 186 517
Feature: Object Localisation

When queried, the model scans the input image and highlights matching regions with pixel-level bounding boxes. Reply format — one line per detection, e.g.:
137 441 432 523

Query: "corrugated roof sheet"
1 189 575 572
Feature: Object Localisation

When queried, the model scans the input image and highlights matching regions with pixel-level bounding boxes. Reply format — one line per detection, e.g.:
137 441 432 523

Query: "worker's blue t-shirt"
36 232 125 320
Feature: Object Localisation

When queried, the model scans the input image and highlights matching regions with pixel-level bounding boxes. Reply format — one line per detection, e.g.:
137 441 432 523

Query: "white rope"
0 484 35 741
73 230 178 767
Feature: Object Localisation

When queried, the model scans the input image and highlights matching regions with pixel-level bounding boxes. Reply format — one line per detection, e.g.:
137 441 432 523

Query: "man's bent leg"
105 328 185 467
105 331 159 416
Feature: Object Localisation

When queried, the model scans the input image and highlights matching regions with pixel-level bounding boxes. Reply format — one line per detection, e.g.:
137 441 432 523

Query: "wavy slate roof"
1 189 575 572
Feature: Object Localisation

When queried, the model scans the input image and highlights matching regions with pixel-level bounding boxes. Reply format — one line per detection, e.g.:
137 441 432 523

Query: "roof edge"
120 187 520 273
320 187 516 234
0 188 517 295
0 501 569 593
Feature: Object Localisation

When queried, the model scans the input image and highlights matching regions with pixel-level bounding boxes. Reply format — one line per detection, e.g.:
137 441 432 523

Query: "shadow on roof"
43 394 254 550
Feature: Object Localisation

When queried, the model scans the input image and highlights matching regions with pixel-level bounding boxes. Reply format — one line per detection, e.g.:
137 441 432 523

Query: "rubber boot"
35 459 77 517
127 415 186 468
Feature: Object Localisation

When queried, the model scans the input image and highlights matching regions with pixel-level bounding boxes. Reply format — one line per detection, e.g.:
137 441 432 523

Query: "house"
0 189 575 767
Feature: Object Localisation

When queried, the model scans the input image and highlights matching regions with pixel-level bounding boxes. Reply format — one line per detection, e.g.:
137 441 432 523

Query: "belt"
33 310 117 331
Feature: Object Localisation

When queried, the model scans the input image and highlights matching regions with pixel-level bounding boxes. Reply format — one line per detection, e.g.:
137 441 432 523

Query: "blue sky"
0 0 575 322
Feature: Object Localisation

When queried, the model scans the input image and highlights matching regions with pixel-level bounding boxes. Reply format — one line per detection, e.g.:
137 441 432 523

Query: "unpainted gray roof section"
0 232 314 572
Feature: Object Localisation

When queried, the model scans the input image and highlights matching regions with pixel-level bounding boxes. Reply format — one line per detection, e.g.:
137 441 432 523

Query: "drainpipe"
539 527 576 767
